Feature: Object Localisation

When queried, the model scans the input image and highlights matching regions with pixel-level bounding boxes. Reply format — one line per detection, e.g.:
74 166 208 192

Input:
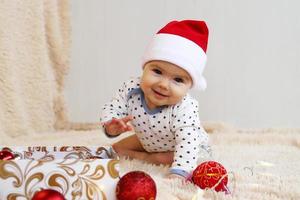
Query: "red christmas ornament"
32 189 65 200
192 161 228 192
116 171 156 200
0 150 15 160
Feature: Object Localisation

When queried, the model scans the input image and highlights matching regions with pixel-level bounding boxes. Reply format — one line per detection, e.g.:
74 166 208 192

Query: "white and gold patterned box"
0 146 119 200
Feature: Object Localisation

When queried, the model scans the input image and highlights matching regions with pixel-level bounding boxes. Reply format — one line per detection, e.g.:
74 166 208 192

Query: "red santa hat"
142 20 209 90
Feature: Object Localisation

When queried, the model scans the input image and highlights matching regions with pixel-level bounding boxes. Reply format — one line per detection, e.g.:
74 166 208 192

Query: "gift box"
0 146 120 200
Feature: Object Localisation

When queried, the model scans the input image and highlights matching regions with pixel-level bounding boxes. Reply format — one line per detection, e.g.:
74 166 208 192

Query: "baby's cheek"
171 88 188 103
147 74 160 84
141 75 152 88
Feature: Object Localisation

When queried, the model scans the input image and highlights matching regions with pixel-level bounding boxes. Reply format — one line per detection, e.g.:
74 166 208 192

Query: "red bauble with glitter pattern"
0 150 15 160
192 161 228 192
32 189 65 200
116 171 156 200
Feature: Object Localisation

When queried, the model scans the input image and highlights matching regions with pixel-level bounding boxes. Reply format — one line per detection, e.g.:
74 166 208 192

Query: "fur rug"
2 127 299 200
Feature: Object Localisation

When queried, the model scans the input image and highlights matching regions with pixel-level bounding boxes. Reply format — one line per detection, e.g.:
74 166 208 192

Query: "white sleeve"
169 97 209 174
100 78 139 123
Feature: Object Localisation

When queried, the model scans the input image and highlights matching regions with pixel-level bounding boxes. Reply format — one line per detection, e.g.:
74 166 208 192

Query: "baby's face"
140 60 192 110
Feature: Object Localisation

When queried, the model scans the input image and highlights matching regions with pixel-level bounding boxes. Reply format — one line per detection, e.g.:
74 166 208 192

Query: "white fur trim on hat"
142 33 207 90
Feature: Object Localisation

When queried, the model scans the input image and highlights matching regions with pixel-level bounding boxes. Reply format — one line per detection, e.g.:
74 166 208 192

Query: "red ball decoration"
0 150 15 160
116 171 156 200
32 189 65 200
192 161 228 192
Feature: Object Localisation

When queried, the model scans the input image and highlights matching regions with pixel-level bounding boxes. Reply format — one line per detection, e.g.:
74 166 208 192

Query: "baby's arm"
169 98 209 179
100 79 137 137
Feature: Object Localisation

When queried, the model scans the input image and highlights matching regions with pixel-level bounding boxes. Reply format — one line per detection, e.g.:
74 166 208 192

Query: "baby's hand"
104 116 134 136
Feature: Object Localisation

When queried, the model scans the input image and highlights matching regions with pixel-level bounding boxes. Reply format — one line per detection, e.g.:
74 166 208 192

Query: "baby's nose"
158 78 169 89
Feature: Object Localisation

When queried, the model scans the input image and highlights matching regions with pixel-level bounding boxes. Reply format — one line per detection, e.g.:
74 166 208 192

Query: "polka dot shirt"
100 77 209 173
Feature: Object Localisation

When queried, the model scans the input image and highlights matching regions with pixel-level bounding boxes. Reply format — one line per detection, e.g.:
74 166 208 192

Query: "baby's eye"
174 77 184 83
153 69 162 74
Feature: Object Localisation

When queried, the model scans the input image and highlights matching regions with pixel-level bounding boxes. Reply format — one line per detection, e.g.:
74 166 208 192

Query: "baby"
100 20 210 179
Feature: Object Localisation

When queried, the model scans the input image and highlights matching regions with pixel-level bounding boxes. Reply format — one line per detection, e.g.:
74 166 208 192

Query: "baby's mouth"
152 89 168 97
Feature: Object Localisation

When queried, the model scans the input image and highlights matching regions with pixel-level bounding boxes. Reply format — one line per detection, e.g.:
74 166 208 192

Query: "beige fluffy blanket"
2 127 300 200
0 0 71 137
1 1 299 199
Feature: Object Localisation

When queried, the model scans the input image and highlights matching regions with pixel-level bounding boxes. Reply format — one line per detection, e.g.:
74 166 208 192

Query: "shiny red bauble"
0 150 15 160
32 189 65 200
192 161 228 192
116 171 156 200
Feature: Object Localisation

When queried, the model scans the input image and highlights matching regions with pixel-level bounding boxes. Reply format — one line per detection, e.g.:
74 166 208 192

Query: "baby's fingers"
105 117 133 133
104 118 117 126
111 118 127 129
121 115 133 123
125 124 134 131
